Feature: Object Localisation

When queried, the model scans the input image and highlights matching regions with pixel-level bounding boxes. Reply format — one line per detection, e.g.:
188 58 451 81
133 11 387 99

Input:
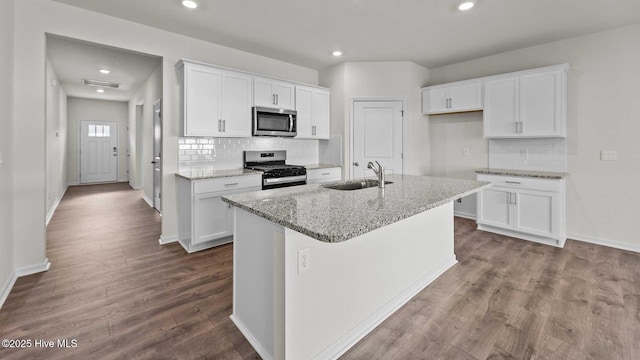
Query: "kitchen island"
222 174 489 360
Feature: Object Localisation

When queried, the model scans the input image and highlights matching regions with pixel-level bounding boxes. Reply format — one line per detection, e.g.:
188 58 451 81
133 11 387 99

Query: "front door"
152 100 162 212
80 120 118 184
352 101 403 178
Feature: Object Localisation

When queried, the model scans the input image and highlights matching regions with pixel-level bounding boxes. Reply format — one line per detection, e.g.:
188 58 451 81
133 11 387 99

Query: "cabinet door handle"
224 182 239 186
273 94 276 105
505 181 521 184
512 192 517 205
321 172 330 176
222 119 226 132
449 98 452 109
218 119 222 132
276 94 279 105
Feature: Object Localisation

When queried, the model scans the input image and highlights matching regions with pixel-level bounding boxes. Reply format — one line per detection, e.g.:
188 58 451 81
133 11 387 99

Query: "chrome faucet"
367 161 385 189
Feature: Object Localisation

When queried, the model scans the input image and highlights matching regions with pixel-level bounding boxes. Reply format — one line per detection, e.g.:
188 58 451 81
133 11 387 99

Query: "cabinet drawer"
307 167 342 184
193 175 262 194
477 174 562 192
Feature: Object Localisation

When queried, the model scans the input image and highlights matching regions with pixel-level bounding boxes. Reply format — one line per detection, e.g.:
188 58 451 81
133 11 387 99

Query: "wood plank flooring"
1 183 638 359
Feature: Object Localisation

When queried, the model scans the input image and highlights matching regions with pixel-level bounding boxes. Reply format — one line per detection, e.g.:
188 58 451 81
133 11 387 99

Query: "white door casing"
152 100 162 212
352 100 403 179
80 120 118 184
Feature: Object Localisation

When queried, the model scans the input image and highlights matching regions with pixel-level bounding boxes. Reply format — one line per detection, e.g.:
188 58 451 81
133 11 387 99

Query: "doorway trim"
152 98 162 213
349 97 405 180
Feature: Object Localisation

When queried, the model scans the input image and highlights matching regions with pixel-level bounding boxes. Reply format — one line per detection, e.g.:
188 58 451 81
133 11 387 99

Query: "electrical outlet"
463 148 470 157
600 150 617 161
298 248 311 274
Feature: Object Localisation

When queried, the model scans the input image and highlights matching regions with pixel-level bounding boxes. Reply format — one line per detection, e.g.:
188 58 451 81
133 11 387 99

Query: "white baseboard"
314 255 458 360
15 259 51 277
454 211 476 220
142 194 153 207
159 234 179 245
568 233 640 253
46 186 68 226
67 181 79 186
129 182 142 190
0 270 17 310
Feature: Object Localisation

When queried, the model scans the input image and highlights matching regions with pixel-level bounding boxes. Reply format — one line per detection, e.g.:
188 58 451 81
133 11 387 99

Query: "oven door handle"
264 175 307 186
289 114 294 132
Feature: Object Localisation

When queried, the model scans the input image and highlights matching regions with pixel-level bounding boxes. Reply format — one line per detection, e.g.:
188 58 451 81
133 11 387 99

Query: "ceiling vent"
82 79 120 89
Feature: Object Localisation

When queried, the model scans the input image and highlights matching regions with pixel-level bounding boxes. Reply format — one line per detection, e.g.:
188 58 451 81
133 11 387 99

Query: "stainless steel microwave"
253 107 297 137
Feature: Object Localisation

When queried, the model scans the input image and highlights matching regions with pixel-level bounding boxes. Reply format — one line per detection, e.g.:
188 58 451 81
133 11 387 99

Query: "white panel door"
313 90 330 139
221 71 253 137
80 120 118 184
484 76 519 137
295 86 314 138
427 88 449 113
274 82 295 110
478 187 512 229
352 101 403 178
193 193 233 245
185 65 222 136
520 70 562 136
514 189 559 238
254 77 276 108
449 83 482 111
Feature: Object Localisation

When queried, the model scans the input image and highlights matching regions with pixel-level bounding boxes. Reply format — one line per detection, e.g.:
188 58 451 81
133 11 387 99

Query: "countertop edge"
475 169 568 179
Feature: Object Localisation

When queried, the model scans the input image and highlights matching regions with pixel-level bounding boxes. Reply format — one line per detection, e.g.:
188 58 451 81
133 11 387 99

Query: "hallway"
0 183 257 359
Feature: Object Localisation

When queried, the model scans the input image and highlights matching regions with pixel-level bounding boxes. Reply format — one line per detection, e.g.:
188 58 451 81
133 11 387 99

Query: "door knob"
151 161 157 164
353 162 359 166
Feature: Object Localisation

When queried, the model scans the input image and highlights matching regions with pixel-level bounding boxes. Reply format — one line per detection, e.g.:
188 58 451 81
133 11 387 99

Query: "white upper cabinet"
181 63 222 137
254 76 295 110
421 81 482 114
295 85 330 140
178 61 252 137
483 65 567 138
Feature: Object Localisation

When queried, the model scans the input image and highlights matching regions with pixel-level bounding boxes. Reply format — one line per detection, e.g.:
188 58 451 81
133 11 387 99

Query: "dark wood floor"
0 183 638 359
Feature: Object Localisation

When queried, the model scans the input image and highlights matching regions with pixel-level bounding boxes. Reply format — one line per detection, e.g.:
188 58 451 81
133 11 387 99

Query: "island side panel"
283 202 456 360
231 207 286 360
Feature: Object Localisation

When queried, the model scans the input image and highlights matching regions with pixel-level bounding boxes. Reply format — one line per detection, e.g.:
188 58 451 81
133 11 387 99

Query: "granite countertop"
176 168 262 180
304 163 342 170
475 168 568 179
222 174 490 243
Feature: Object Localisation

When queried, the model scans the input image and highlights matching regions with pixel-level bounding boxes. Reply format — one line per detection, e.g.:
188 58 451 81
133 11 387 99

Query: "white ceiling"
52 0 640 70
46 35 161 101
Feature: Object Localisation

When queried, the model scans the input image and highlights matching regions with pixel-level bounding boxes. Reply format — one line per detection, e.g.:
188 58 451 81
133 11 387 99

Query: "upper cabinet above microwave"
254 76 295 110
421 80 482 115
177 61 253 137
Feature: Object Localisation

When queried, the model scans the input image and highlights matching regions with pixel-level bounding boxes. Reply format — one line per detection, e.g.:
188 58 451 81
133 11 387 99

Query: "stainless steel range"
244 150 306 190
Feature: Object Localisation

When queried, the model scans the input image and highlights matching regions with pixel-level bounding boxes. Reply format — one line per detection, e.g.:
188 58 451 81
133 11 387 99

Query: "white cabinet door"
193 193 233 244
513 188 559 238
184 65 222 136
484 76 518 137
254 77 276 108
449 83 482 112
221 71 253 137
295 86 314 138
312 89 330 139
427 88 449 113
254 77 295 110
520 69 563 137
275 82 295 110
478 186 513 229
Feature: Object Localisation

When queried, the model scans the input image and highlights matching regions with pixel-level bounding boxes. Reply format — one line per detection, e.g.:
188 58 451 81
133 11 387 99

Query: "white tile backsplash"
488 138 566 172
319 135 343 166
178 137 319 172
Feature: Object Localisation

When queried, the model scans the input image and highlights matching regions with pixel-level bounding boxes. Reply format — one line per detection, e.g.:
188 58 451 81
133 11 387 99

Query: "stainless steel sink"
323 180 393 191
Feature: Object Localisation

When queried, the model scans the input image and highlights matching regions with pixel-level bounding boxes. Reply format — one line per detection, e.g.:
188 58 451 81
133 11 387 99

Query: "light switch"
600 150 617 161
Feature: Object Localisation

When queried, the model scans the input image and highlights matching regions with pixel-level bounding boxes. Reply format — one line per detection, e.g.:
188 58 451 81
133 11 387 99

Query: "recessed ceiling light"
458 0 476 11
182 0 198 9
96 89 105 93
99 69 111 74
332 51 343 57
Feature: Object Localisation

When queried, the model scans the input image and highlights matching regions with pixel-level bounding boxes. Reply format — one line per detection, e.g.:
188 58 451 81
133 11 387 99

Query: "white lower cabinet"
306 167 342 184
476 174 566 247
177 174 261 253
